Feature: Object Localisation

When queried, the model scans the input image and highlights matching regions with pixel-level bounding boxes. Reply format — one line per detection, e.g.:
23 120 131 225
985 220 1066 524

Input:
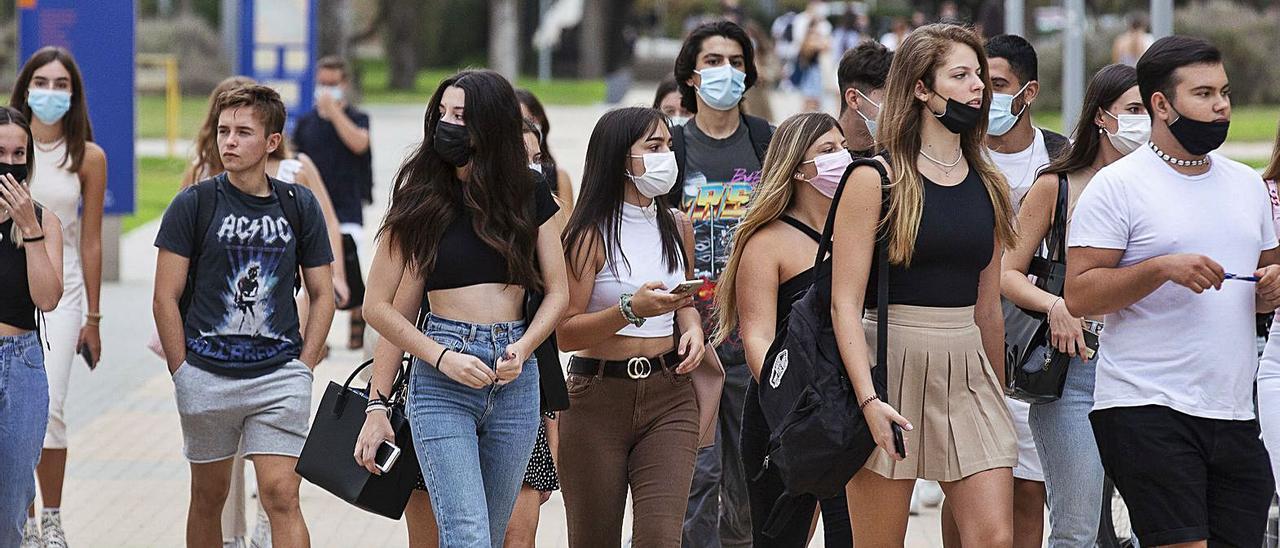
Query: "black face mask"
931 96 981 134
433 120 473 167
1167 105 1229 156
0 162 28 184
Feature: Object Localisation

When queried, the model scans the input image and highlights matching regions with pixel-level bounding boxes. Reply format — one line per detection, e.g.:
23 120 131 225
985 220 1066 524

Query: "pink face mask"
798 150 854 198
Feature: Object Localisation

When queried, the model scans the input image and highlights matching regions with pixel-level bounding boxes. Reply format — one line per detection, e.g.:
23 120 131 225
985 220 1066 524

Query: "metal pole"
1150 0 1174 39
1062 0 1085 136
538 0 551 83
1004 0 1024 37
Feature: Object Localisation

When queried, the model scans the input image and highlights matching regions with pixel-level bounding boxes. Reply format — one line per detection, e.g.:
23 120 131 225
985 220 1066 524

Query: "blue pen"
1224 273 1260 282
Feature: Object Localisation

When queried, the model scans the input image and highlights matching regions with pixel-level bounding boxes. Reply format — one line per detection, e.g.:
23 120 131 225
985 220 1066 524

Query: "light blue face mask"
987 81 1031 136
695 65 747 111
27 88 71 125
854 89 881 139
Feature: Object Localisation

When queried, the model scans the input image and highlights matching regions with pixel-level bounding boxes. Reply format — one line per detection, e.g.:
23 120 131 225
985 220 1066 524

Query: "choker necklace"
919 148 962 175
1150 142 1208 167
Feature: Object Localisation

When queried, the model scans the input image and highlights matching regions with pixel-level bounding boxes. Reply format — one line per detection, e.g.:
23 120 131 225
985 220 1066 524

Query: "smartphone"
78 342 96 371
890 422 906 458
374 440 401 474
667 279 703 297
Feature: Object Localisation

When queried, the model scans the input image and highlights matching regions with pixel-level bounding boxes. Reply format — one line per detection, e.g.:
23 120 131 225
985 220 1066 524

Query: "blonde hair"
878 24 1016 264
712 113 839 345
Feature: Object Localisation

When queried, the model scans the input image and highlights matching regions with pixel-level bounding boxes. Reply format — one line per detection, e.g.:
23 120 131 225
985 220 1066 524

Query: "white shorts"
1006 397 1044 482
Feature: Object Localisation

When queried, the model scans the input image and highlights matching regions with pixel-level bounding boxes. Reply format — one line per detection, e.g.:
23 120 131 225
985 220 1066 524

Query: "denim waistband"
424 313 526 344
0 330 40 359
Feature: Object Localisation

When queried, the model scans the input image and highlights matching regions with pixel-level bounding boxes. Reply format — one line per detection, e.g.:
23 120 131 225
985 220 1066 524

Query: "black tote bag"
296 357 419 519
1004 172 1072 403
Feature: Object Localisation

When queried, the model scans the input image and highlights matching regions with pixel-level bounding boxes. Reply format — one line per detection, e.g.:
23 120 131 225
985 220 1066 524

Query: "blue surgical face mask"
987 81 1031 136
27 88 71 125
854 89 881 139
314 85 344 103
694 65 747 111
668 115 690 127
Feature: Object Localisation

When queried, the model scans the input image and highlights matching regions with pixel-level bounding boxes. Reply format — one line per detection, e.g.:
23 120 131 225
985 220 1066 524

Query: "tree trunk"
317 0 350 59
579 0 606 78
386 0 421 90
488 0 521 81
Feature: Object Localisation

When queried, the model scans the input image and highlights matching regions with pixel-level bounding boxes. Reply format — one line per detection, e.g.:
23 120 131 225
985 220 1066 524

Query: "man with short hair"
836 40 892 157
669 20 773 548
1068 35 1280 547
293 55 371 350
154 85 335 547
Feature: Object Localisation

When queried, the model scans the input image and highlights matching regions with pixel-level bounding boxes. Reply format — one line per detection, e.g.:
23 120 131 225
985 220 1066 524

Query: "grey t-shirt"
677 119 766 365
155 178 333 377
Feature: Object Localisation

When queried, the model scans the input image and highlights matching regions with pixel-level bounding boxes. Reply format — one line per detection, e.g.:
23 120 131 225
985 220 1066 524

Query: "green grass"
1034 105 1280 143
358 59 606 106
124 156 187 233
137 94 208 141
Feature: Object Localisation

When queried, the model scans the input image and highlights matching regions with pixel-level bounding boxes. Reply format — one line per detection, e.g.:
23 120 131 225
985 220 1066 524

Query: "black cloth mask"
931 96 981 134
1167 105 1229 156
0 162 28 184
433 120 473 167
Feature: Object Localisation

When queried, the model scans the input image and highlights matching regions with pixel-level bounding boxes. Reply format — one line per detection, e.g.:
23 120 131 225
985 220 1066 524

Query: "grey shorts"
172 360 313 464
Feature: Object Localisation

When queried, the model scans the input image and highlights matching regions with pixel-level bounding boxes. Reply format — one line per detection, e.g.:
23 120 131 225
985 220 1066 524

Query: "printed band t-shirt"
1068 146 1278 420
679 119 763 365
155 178 333 377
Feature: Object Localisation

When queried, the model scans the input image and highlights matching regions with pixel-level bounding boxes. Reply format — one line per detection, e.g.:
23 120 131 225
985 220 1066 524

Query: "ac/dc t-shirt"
155 178 333 377
678 120 765 365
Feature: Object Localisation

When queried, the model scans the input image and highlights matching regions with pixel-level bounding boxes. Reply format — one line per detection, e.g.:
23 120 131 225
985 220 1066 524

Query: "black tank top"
776 215 822 323
0 209 43 330
865 168 994 308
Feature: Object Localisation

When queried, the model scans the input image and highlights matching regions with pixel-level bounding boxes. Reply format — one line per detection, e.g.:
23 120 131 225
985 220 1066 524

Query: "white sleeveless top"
29 140 83 285
275 158 303 183
587 201 686 338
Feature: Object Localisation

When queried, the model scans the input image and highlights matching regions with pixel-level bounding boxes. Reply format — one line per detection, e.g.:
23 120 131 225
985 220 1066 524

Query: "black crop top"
425 174 560 291
865 168 994 308
0 208 43 331
776 215 822 323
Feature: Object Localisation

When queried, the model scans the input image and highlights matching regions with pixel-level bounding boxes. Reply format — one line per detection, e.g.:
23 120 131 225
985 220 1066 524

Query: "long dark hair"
515 88 557 167
1042 64 1138 177
563 107 685 278
380 70 543 290
9 47 94 172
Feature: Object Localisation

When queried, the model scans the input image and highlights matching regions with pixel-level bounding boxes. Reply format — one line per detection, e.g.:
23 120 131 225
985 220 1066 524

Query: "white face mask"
529 162 543 174
853 89 881 140
668 115 690 127
627 152 679 198
1102 111 1151 155
314 85 344 103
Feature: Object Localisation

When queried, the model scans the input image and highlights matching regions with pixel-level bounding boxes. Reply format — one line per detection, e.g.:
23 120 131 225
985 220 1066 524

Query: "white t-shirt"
988 128 1050 212
1068 145 1278 420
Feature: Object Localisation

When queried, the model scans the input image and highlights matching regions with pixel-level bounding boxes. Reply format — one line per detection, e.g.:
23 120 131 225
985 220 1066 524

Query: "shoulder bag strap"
1047 172 1069 262
874 161 891 400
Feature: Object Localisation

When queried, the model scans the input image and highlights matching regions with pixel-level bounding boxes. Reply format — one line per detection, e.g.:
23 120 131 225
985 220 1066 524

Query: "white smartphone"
667 279 703 297
374 440 401 473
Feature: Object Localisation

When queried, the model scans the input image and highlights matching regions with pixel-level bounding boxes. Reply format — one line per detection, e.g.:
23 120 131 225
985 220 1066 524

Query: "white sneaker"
223 538 247 548
910 481 922 515
20 519 41 548
249 504 272 548
918 480 945 507
40 513 67 548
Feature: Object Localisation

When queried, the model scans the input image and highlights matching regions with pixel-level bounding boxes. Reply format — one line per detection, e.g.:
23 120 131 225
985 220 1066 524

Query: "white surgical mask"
314 85 344 103
668 115 690 127
1102 111 1151 155
854 89 881 139
529 162 543 174
987 81 1030 136
627 152 679 198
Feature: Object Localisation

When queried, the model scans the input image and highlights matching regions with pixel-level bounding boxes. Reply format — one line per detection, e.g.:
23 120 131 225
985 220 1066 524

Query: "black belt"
567 350 681 380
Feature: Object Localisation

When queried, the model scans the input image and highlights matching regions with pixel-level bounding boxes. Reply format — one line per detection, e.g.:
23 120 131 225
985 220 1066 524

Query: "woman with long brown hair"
830 24 1018 545
713 112 853 546
8 47 105 547
355 69 568 547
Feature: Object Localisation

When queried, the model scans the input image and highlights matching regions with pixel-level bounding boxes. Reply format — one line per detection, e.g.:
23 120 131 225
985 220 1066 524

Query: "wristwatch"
619 293 646 327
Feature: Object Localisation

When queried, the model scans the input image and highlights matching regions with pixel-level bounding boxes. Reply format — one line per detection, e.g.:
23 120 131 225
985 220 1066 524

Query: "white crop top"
587 201 686 338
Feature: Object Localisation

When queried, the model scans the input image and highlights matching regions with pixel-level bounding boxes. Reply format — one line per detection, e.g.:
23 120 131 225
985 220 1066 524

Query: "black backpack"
664 113 773 207
178 173 308 318
755 157 891 535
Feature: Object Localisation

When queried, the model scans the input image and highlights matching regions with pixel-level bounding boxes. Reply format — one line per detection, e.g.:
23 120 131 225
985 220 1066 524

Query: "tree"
489 0 521 80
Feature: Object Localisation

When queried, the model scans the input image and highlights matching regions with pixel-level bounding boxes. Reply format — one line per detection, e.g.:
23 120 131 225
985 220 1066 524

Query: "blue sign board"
238 0 317 135
19 1 136 215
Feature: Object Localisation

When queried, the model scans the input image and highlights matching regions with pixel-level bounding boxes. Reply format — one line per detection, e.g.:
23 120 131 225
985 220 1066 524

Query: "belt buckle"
626 357 653 379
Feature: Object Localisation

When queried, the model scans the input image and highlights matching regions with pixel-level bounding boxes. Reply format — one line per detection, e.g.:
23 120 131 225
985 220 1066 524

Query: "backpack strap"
778 214 821 243
179 173 223 318
742 113 774 162
667 123 689 208
1041 128 1070 160
269 177 306 295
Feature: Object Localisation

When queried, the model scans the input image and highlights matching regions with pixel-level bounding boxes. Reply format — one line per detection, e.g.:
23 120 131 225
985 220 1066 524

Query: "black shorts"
339 234 365 311
1091 405 1274 546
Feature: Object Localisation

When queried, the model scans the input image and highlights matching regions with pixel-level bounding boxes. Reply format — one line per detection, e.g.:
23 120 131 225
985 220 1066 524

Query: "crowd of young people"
5 16 1280 548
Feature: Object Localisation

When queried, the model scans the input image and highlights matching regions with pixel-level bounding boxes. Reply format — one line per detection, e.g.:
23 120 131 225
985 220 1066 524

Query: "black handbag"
1004 172 1073 404
295 357 420 519
526 289 569 412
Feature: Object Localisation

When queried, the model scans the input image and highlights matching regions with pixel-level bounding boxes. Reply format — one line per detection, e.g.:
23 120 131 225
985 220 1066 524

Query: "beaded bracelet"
858 394 880 410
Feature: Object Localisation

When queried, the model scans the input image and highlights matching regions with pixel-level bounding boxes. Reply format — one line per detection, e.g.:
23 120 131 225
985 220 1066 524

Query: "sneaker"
918 480 945 507
223 538 247 548
20 519 41 548
249 504 272 548
40 513 67 548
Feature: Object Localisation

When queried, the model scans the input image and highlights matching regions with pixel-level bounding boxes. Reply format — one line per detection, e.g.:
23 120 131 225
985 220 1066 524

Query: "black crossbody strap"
1047 172 1069 262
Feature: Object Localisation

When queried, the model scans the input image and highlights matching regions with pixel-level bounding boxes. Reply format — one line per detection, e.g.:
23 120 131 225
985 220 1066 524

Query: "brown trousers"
558 364 700 548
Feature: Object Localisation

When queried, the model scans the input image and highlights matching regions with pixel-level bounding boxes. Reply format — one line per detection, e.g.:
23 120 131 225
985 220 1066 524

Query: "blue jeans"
1029 353 1104 548
0 332 48 548
408 314 541 548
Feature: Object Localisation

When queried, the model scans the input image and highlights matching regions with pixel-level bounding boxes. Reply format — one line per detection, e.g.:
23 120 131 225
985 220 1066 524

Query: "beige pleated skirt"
861 305 1017 482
